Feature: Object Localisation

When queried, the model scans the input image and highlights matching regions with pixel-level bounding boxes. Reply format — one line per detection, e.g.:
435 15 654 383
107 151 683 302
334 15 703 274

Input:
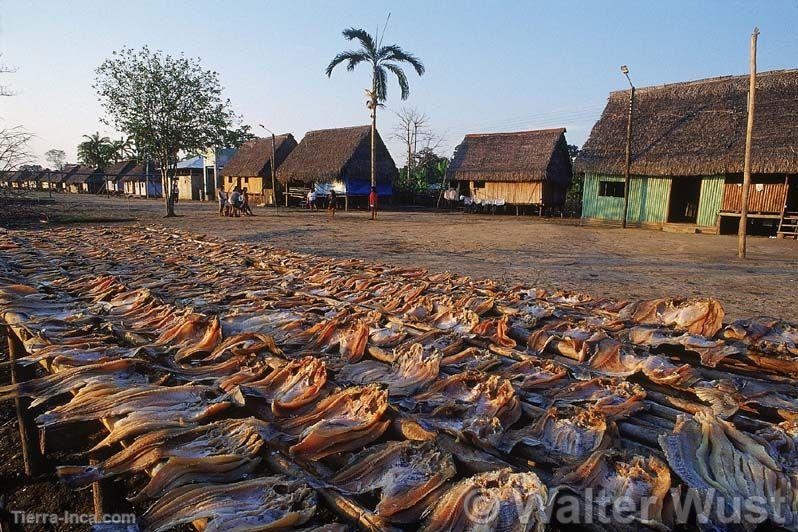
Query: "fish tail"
56 465 103 487
0 382 23 401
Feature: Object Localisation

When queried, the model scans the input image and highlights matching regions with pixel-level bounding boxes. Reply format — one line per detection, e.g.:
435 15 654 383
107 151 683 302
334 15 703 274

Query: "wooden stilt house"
446 128 572 210
576 69 798 237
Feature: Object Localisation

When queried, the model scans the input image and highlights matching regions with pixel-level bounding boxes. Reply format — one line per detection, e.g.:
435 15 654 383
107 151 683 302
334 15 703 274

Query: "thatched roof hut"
576 69 798 176
278 125 397 195
576 69 798 234
222 135 296 184
446 128 572 206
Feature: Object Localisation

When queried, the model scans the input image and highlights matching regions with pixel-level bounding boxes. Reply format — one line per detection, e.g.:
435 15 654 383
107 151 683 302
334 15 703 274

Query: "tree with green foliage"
326 26 424 188
95 46 240 216
565 144 583 216
77 132 114 169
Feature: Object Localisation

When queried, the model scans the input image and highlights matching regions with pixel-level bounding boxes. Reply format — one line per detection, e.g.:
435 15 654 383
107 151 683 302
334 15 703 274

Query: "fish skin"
422 468 548 532
331 440 457 519
336 342 440 397
141 476 317 532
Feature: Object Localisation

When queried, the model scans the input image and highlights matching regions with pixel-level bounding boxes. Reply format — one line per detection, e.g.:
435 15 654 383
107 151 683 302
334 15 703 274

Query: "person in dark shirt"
328 189 337 220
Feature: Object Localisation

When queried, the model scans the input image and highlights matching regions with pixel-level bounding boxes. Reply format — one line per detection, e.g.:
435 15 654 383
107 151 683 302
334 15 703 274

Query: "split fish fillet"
57 417 266 489
0 358 144 407
240 356 327 416
331 440 456 520
618 297 725 337
281 384 389 461
659 411 797 531
407 371 520 448
336 342 440 396
553 449 672 531
141 476 317 532
423 468 548 532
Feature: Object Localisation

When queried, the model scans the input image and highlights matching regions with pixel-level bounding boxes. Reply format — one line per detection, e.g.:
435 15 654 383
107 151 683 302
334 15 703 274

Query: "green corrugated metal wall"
696 175 724 227
583 173 725 227
582 174 671 224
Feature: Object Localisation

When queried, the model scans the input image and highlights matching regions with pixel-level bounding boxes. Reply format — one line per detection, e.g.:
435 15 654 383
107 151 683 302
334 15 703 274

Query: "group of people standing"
306 187 379 220
215 185 379 220
217 186 255 217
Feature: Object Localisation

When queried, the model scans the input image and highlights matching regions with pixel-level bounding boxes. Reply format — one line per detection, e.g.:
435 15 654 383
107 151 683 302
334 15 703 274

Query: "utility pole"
620 65 635 229
738 27 759 259
258 124 279 211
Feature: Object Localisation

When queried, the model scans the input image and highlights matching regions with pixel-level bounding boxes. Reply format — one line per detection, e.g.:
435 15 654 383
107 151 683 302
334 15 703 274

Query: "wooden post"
271 133 278 212
738 27 759 259
621 86 636 228
90 456 105 521
344 193 349 211
7 328 44 477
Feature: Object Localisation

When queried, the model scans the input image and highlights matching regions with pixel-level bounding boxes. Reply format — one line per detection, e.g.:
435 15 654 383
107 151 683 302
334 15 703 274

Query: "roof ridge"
609 68 798 98
464 128 566 138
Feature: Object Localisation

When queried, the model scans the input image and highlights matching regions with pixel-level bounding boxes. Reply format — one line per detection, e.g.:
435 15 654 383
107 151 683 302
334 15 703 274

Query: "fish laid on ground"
694 378 798 420
423 468 548 532
618 297 725 337
626 326 741 367
281 384 389 461
239 356 327 416
406 371 520 448
331 440 456 521
659 411 797 531
150 313 221 361
550 377 646 420
440 346 501 372
336 342 440 396
0 359 144 407
471 316 517 348
141 476 317 532
57 417 266 497
498 356 570 391
500 406 611 463
553 449 672 531
35 384 222 428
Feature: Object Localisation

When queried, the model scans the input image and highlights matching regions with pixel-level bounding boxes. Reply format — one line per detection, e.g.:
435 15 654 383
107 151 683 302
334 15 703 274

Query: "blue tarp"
314 178 392 197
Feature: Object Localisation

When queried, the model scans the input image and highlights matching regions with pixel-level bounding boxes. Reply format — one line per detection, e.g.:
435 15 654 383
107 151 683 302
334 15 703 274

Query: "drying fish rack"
2 223 798 531
3 325 387 532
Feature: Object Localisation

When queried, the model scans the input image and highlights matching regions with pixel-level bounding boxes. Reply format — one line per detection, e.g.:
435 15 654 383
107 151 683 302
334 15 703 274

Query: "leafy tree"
95 46 239 216
565 144 582 216
77 132 114 169
220 124 256 149
326 27 424 188
44 149 66 171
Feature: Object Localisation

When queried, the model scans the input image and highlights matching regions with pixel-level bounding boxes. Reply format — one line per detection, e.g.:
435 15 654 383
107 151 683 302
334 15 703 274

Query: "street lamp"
620 65 635 229
258 124 278 211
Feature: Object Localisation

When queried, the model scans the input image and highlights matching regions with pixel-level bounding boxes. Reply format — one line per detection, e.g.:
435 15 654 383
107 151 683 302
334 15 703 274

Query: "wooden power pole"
738 27 759 259
620 65 635 229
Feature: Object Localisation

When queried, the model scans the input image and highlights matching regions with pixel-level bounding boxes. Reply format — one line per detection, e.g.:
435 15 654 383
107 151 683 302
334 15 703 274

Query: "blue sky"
1 0 796 166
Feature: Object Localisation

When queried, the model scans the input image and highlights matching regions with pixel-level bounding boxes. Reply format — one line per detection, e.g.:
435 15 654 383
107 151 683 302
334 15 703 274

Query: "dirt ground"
2 191 796 321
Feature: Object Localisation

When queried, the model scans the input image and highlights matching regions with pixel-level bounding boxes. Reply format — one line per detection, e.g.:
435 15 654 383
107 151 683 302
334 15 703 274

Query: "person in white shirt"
307 189 317 210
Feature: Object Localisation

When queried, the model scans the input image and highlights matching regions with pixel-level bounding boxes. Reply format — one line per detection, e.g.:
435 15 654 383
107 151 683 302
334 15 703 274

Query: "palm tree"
110 136 136 162
326 27 424 188
77 132 113 169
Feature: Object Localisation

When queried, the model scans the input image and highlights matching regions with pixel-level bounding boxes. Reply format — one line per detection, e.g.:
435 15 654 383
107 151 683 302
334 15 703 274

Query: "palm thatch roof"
104 160 137 181
278 126 398 184
50 164 79 185
575 69 798 176
447 128 572 184
221 135 297 178
66 165 102 184
120 162 158 183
